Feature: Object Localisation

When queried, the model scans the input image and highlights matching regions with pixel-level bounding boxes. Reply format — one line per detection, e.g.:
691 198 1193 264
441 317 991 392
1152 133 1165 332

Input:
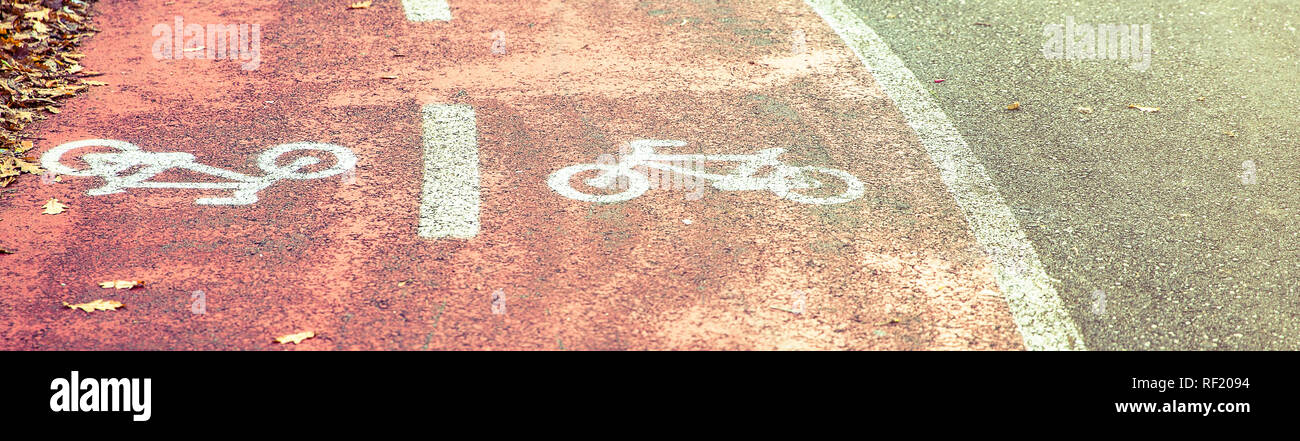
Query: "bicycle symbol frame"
547 140 865 205
40 139 357 205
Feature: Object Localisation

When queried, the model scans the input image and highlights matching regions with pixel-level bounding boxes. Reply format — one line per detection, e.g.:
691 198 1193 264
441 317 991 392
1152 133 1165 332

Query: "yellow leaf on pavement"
24 9 51 20
10 110 34 123
0 157 17 178
99 280 144 289
42 198 66 215
15 158 43 174
348 1 372 9
275 331 316 344
63 299 123 312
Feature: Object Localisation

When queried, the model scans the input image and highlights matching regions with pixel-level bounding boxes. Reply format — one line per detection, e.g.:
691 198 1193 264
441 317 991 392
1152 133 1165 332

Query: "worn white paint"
402 0 452 22
419 104 480 239
547 139 865 205
41 139 356 205
804 0 1087 350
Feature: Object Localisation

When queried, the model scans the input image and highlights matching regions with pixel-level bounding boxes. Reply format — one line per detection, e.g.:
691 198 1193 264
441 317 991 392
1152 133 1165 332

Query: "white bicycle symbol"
547 140 865 205
40 138 357 205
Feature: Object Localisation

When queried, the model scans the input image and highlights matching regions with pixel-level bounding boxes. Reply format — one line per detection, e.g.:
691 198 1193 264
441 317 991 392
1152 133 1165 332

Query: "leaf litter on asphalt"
41 197 65 214
63 299 123 312
1 0 101 187
99 280 144 289
275 331 316 344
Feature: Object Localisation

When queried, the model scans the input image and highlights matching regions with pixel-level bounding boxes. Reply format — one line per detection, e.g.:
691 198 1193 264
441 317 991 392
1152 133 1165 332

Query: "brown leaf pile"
0 0 100 187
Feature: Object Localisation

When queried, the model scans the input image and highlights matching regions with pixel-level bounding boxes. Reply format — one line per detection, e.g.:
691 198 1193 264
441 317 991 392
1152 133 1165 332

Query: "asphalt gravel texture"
844 0 1300 350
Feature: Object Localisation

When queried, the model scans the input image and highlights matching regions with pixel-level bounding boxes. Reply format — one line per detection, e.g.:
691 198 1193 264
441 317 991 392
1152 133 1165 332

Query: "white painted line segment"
419 103 480 239
804 0 1087 350
402 0 452 22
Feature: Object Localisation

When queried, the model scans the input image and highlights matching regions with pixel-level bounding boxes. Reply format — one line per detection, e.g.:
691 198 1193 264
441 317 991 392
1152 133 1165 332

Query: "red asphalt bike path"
0 0 1023 350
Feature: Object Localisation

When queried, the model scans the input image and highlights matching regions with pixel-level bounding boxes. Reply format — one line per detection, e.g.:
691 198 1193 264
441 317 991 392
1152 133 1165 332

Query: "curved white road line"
804 0 1087 350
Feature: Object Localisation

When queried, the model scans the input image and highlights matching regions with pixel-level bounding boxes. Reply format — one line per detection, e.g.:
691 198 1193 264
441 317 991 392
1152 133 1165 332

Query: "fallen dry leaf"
15 158 42 174
42 198 66 215
99 280 144 289
24 9 52 20
275 331 316 344
34 85 86 96
348 1 372 9
1127 104 1160 112
63 299 124 312
11 110 35 123
1077 106 1093 114
0 159 19 179
1005 101 1021 111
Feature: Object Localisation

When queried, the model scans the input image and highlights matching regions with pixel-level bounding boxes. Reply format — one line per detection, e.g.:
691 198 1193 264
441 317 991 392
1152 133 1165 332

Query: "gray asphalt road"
843 0 1300 350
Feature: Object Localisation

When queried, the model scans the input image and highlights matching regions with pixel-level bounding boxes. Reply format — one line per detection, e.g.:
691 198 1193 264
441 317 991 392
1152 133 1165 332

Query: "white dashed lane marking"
804 0 1087 350
402 0 452 22
419 103 480 239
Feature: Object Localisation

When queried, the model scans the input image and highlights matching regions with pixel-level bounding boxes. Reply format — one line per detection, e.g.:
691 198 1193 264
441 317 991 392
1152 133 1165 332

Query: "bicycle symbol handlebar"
40 139 357 205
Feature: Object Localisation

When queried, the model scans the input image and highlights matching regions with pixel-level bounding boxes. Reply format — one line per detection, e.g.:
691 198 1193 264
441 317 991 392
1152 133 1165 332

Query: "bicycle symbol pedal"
40 139 357 206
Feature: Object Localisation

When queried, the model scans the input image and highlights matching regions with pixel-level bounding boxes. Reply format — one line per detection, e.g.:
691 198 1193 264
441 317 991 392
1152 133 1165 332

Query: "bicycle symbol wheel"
41 139 143 177
257 142 357 180
547 163 650 203
770 166 865 205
